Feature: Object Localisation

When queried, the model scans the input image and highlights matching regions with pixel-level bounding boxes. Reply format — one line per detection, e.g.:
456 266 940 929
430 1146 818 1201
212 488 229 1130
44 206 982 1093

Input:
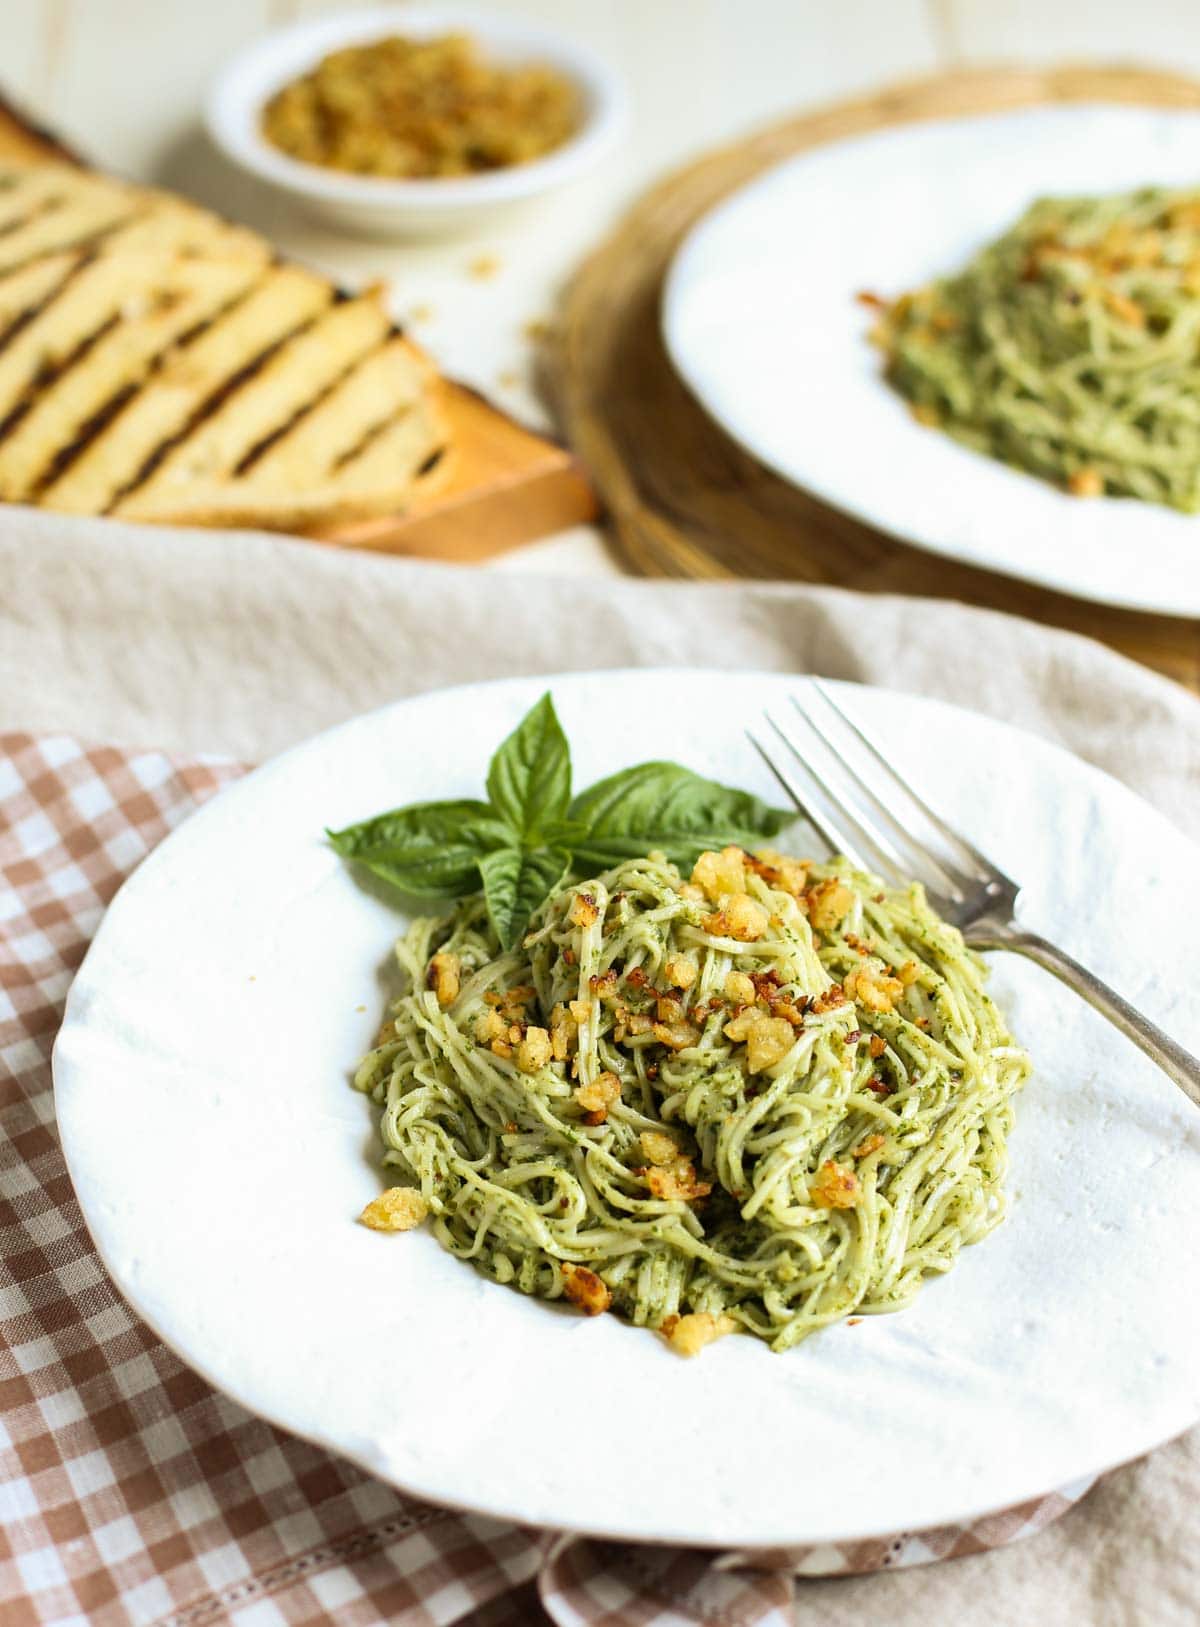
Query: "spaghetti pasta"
877 186 1200 510
353 848 1029 1351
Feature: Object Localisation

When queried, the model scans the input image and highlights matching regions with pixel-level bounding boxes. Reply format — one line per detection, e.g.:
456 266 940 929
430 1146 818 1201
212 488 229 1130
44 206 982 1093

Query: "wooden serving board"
0 97 597 561
554 64 1200 692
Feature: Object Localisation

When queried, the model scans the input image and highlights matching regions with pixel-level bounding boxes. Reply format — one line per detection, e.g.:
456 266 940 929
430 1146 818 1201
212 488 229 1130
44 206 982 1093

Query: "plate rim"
661 102 1200 617
52 666 1200 1548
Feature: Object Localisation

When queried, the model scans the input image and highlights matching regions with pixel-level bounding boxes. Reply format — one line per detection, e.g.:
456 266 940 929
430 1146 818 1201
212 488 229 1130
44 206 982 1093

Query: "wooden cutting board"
0 96 597 561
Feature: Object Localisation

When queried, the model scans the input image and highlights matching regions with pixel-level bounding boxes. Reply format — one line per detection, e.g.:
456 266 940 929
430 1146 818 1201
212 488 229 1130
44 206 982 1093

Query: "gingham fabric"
0 731 1099 1626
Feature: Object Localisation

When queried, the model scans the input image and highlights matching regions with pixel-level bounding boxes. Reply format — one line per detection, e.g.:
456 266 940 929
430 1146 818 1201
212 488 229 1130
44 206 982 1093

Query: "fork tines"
747 681 1015 920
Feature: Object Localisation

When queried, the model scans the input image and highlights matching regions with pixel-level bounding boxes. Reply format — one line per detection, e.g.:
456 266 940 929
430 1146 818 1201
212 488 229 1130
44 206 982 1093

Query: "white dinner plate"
662 105 1200 616
54 670 1200 1549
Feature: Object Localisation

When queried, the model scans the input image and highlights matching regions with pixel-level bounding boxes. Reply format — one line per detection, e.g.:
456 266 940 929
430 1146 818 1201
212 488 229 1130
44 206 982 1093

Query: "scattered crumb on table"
468 254 502 280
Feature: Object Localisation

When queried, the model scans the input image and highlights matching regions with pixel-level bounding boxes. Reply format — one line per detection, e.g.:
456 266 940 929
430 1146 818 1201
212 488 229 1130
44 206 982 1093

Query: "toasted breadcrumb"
645 1156 712 1202
549 1002 577 1060
588 968 618 1000
639 1129 679 1166
428 951 460 1007
810 1159 860 1209
748 849 810 895
845 964 905 1013
569 892 600 927
703 894 770 942
475 1008 506 1043
724 970 757 1006
651 1017 701 1051
723 1008 756 1043
497 985 536 1018
691 846 746 902
1068 467 1104 497
660 1311 737 1357
724 1011 794 1071
663 953 699 989
561 1262 611 1315
516 1026 552 1073
359 1186 428 1232
744 1016 795 1073
804 878 854 932
575 1069 620 1116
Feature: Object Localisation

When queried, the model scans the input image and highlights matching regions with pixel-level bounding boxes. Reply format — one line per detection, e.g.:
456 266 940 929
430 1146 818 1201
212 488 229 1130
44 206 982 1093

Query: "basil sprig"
328 693 792 949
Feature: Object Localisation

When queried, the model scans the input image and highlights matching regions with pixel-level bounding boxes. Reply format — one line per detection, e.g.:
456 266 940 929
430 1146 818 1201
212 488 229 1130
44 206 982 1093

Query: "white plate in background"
54 669 1200 1548
663 105 1200 615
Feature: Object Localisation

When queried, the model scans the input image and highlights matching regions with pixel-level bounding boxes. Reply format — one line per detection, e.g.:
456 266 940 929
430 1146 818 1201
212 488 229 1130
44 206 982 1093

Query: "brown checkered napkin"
0 732 1097 1627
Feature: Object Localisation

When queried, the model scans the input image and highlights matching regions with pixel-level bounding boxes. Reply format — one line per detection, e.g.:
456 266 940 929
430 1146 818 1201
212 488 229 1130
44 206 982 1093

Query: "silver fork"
749 682 1200 1109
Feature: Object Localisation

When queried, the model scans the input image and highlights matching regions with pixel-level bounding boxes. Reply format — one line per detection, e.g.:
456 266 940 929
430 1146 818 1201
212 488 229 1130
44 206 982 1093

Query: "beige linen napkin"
3 505 1199 1625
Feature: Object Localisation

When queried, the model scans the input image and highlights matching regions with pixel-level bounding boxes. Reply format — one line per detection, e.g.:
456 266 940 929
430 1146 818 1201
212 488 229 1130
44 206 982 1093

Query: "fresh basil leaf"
485 693 571 842
479 845 571 951
539 816 591 849
569 761 793 871
327 800 509 897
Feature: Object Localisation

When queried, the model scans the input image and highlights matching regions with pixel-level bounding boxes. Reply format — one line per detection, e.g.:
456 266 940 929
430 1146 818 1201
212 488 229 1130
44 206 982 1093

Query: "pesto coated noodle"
878 186 1200 511
353 848 1029 1351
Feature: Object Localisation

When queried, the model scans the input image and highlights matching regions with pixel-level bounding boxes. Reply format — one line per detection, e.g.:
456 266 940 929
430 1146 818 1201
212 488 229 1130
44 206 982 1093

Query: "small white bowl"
205 5 628 237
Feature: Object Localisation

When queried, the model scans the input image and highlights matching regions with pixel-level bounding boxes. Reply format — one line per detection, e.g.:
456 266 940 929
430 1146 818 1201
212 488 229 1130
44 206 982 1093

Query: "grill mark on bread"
101 340 293 509
235 333 428 481
41 264 330 514
0 257 263 500
117 317 320 494
116 295 391 515
0 251 84 359
0 248 190 424
2 161 448 529
0 195 144 274
28 274 273 499
0 195 60 242
0 311 119 443
29 379 139 496
231 351 368 476
99 293 332 510
116 391 449 530
330 410 397 471
0 166 80 233
333 390 449 491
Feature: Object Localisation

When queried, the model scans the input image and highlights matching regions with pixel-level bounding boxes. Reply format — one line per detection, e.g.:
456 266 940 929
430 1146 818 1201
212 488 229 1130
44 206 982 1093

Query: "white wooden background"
3 0 1198 573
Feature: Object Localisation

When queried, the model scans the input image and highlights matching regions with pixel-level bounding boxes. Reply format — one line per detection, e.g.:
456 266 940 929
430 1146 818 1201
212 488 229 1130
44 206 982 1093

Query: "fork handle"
968 923 1200 1110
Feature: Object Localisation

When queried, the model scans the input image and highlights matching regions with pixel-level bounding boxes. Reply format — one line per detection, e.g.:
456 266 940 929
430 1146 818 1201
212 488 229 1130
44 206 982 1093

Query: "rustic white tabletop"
5 0 1198 575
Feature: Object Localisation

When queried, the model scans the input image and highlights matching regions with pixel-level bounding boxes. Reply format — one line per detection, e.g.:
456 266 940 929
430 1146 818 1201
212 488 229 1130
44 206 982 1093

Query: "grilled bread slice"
0 160 449 530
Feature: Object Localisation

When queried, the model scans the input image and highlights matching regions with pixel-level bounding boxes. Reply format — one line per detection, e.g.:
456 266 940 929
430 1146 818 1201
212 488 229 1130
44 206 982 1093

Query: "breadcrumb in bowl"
261 34 580 181
208 5 628 238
